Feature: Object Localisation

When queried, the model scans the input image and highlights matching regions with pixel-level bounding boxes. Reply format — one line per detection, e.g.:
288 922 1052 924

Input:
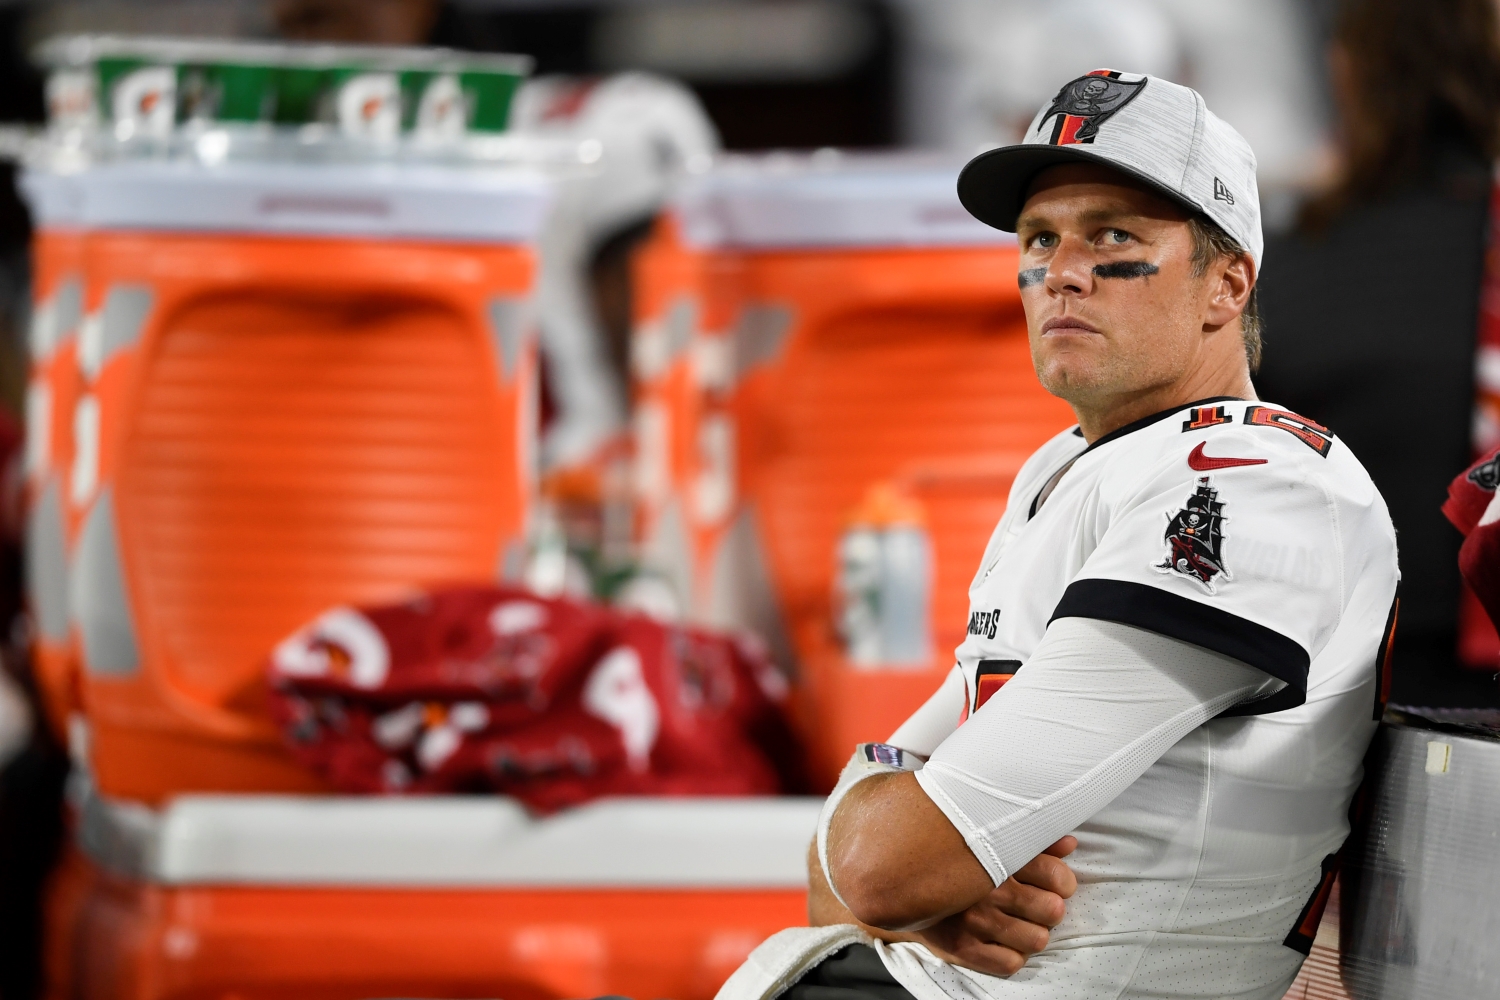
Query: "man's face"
1015 164 1219 410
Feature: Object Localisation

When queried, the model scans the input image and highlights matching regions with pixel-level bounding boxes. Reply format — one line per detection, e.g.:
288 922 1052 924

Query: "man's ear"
1203 254 1254 330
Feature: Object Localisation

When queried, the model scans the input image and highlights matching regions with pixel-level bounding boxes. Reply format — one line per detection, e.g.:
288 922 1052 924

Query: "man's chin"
1035 364 1112 405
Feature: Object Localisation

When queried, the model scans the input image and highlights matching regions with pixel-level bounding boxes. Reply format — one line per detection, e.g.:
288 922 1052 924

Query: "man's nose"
1044 239 1094 296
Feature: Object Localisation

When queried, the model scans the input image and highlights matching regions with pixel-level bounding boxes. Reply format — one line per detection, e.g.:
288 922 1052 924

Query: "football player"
719 71 1397 1000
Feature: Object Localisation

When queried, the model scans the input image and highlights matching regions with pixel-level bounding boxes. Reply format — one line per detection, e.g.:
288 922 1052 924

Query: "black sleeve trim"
1050 578 1309 716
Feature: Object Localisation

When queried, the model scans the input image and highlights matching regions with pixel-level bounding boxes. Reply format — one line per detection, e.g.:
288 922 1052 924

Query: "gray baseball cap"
958 70 1263 268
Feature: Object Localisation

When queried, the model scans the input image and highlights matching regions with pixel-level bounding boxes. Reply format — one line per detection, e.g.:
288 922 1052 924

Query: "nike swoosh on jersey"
1187 441 1268 471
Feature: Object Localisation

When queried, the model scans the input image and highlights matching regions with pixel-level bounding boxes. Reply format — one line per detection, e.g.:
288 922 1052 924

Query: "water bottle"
837 524 883 666
836 483 932 669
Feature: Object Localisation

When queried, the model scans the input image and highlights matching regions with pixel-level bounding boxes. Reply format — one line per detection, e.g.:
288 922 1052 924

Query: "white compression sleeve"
887 664 966 756
915 617 1282 885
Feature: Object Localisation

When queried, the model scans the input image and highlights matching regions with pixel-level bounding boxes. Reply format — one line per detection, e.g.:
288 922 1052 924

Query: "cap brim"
957 144 1197 233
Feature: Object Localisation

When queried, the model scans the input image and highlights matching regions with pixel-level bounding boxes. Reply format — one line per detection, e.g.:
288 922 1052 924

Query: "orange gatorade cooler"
25 157 551 803
637 153 1076 786
22 169 87 741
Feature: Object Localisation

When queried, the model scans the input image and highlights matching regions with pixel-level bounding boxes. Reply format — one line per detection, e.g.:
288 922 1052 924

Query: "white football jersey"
885 396 1399 1000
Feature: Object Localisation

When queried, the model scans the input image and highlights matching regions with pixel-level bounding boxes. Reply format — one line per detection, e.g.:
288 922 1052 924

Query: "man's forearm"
809 834 1081 979
807 839 920 942
825 771 994 930
807 837 852 927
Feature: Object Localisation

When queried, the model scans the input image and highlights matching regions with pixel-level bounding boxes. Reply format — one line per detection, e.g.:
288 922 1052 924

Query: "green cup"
90 39 278 133
266 44 406 138
96 56 178 137
406 55 531 140
458 63 528 134
270 64 327 125
176 58 275 123
322 64 405 139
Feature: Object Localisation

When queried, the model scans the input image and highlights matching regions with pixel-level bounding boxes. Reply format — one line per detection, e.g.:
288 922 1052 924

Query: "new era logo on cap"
957 69 1263 269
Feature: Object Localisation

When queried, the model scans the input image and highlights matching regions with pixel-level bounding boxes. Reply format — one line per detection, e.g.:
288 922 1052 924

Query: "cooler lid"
18 170 85 227
55 159 555 243
81 791 822 888
675 151 1016 250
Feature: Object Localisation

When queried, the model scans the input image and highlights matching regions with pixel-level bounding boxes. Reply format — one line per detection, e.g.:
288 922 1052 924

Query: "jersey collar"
1078 396 1245 455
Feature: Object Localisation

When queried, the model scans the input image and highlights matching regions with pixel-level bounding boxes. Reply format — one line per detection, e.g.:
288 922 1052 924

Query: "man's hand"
808 835 1079 977
911 837 1078 977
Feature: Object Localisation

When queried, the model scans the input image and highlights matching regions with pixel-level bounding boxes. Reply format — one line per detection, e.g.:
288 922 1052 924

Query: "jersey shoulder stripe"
1050 579 1310 711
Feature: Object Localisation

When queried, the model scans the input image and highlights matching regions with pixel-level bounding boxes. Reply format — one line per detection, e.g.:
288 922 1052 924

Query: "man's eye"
1105 229 1131 244
1031 233 1058 249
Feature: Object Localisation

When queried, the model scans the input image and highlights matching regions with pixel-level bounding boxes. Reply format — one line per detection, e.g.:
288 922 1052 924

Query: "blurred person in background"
508 73 718 472
1255 0 1500 709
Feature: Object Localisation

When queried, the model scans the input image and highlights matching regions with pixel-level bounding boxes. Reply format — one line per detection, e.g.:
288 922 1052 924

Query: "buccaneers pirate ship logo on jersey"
1038 71 1146 145
1157 477 1230 591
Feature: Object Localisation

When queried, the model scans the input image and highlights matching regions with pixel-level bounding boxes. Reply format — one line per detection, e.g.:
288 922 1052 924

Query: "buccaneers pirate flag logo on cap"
1038 70 1146 146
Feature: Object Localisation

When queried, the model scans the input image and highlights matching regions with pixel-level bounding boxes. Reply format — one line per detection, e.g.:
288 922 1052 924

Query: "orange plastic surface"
65 860 804 1000
631 221 1075 787
76 231 536 802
